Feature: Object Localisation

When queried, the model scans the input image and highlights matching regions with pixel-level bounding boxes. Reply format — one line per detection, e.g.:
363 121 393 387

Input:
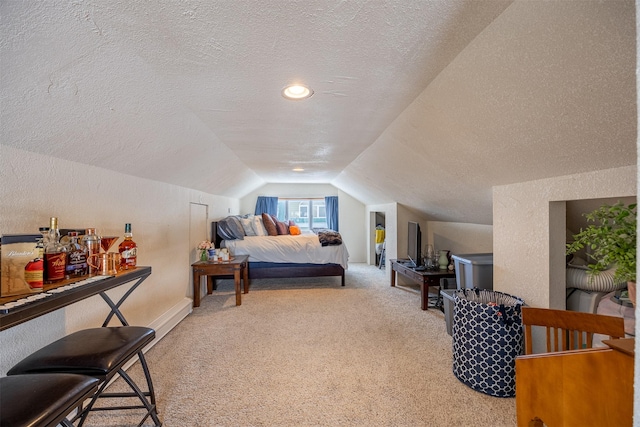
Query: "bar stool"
7 326 161 427
0 373 99 427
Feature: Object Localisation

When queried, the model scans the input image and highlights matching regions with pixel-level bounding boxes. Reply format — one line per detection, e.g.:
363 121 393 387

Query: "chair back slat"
525 324 534 354
522 307 625 355
567 329 575 351
558 328 565 351
585 332 593 348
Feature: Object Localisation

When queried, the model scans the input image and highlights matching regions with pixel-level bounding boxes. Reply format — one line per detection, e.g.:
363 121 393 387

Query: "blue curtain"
325 196 339 231
255 196 278 216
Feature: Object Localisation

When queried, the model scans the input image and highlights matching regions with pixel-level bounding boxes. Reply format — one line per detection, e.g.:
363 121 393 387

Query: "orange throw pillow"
289 225 301 235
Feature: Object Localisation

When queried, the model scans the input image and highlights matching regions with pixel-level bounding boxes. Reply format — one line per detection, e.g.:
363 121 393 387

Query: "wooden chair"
521 306 625 354
517 307 631 425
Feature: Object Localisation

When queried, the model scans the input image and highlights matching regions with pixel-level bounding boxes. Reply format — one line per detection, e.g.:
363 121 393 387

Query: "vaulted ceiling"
1 1 636 225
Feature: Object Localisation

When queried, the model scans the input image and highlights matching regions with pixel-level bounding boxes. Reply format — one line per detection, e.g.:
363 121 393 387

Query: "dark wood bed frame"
211 221 345 286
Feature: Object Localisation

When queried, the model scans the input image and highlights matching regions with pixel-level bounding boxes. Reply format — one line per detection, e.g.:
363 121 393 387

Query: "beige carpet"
88 263 516 426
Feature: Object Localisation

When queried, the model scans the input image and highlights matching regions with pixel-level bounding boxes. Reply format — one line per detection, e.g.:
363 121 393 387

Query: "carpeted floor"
87 263 516 426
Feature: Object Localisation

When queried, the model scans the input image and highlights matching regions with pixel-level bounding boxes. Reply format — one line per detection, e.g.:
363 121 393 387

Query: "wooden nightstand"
191 255 250 307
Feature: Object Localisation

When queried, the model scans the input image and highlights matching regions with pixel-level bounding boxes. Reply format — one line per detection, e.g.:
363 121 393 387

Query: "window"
277 199 327 230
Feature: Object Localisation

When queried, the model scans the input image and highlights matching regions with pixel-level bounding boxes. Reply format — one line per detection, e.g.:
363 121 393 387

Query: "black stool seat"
8 327 155 378
0 373 99 427
8 327 161 426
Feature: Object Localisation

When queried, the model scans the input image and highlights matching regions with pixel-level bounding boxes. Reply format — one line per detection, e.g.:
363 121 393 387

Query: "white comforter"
222 234 349 269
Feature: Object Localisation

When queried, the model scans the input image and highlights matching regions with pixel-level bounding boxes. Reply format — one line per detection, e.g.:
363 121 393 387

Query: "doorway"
370 211 386 267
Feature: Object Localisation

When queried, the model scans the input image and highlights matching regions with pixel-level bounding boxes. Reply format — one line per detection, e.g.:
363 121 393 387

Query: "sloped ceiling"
335 0 637 224
1 1 636 225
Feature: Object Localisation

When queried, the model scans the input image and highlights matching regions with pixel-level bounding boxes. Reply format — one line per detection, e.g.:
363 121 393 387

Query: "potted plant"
566 201 636 306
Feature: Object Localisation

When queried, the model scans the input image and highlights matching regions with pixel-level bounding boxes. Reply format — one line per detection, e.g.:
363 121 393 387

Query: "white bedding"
222 234 349 269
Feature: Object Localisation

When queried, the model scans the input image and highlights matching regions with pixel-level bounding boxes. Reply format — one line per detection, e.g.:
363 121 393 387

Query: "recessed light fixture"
292 167 305 172
282 84 313 100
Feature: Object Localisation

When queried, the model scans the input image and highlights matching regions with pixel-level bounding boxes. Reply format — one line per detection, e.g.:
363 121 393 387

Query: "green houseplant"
566 201 636 305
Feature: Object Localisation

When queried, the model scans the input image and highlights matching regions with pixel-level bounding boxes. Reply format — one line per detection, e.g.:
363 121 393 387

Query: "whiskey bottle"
65 231 88 278
44 217 67 283
38 227 49 259
24 257 44 290
25 230 46 290
118 223 137 270
37 226 49 283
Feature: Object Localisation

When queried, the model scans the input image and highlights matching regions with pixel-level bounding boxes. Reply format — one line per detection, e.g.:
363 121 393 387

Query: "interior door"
189 202 208 299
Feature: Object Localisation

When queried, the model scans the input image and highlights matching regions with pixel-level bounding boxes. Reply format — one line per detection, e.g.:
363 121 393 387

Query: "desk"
192 255 249 307
0 267 152 330
390 259 455 310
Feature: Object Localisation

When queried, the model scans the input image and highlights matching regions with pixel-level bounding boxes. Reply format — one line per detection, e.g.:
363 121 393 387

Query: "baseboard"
147 297 193 345
120 297 192 372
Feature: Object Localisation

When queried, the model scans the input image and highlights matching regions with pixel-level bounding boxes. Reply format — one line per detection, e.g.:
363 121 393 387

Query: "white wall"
493 165 637 309
0 145 239 375
337 189 366 263
427 222 493 257
240 183 366 263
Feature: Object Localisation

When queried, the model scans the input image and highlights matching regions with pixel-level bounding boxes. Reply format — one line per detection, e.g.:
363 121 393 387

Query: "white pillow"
240 217 257 236
251 216 268 236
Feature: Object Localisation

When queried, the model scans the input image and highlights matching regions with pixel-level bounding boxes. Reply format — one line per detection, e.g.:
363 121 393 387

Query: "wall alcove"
562 196 636 314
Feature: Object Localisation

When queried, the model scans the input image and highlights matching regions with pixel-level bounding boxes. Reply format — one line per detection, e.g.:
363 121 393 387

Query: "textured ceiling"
1 0 636 224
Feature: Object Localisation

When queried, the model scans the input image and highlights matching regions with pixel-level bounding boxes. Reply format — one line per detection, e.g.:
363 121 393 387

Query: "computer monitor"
407 221 421 267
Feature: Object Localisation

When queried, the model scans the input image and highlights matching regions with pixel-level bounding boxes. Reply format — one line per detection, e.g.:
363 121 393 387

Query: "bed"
211 217 348 286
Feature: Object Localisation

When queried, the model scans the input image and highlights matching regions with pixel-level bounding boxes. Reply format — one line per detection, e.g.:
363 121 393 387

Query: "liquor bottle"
24 229 46 290
35 226 49 284
44 217 67 283
24 257 44 290
37 227 49 259
118 223 137 270
82 228 100 275
65 231 88 278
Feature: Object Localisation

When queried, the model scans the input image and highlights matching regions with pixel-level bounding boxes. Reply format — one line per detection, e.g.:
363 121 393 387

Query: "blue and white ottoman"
452 288 525 398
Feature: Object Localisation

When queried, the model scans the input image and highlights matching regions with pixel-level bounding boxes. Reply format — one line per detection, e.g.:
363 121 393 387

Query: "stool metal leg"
75 350 161 427
100 275 148 326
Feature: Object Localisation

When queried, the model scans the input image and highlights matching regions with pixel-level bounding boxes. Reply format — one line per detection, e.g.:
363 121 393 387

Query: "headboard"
211 221 223 248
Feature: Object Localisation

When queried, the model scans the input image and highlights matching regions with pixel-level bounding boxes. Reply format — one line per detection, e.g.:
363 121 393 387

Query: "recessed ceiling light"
282 84 313 100
292 167 305 172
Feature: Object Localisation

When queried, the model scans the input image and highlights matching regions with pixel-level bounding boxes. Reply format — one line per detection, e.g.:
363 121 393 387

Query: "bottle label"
121 247 137 259
25 259 44 289
122 257 137 267
45 252 66 281
66 250 88 276
120 247 137 269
